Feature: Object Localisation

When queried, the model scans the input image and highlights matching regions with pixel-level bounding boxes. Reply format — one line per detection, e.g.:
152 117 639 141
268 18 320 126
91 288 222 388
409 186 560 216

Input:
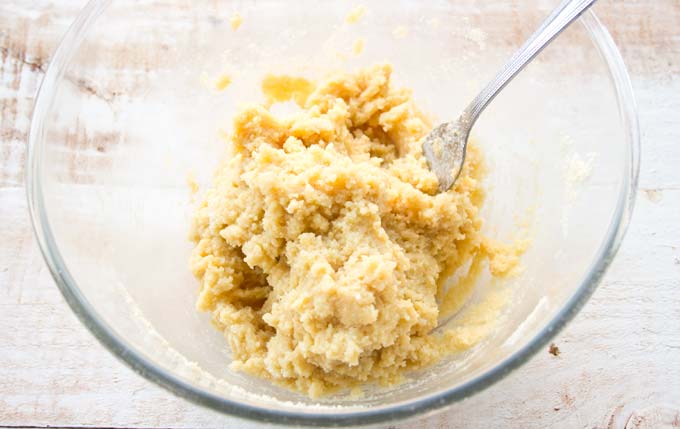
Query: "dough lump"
190 64 506 397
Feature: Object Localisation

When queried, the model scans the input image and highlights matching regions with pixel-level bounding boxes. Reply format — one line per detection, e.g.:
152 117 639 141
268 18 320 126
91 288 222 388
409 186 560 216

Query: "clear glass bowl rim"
26 1 641 427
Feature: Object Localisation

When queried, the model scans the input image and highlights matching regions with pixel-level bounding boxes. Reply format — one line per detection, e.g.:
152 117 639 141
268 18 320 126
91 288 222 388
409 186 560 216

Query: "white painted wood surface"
1 1 679 428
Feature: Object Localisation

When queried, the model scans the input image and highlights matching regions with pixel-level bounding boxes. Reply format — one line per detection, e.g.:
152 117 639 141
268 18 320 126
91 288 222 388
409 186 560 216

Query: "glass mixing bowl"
27 0 639 426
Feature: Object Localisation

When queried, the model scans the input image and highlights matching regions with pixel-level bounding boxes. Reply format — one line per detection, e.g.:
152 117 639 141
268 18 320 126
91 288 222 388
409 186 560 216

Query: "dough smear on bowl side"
189 64 523 398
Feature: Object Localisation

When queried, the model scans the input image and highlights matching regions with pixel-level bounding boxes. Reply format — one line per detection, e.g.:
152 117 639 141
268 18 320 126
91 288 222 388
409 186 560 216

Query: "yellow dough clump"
190 64 516 397
345 5 367 24
230 12 243 31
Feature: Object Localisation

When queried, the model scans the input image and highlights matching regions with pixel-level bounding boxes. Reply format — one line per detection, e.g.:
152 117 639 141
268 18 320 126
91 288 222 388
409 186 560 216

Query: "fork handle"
464 0 598 126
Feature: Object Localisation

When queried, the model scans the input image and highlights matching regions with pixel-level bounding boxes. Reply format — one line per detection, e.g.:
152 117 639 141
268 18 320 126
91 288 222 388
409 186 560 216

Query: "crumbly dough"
353 38 365 56
200 72 232 92
230 12 243 31
190 64 518 397
345 5 367 24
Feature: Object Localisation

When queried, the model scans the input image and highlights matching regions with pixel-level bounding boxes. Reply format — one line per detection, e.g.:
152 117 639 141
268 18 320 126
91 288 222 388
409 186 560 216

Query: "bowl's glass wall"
36 0 629 419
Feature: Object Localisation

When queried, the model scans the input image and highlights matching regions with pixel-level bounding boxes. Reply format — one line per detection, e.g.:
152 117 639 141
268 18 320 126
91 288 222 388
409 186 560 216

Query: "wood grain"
1 1 679 428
